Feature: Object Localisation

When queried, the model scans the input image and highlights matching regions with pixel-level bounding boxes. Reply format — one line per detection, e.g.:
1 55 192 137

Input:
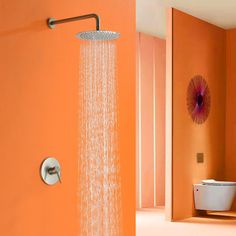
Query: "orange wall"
136 32 166 208
165 8 173 220
171 9 226 220
226 28 236 210
136 32 140 209
0 0 135 235
140 33 155 208
155 37 166 207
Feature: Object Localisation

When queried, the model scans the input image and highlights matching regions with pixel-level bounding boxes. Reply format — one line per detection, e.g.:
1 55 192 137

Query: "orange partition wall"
140 33 155 208
170 9 226 220
155 37 166 207
165 8 173 220
136 32 166 208
136 32 140 209
226 28 236 210
0 1 136 236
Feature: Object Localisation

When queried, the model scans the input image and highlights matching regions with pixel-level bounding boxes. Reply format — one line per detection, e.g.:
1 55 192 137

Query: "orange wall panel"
171 9 226 220
136 32 141 209
140 33 155 208
165 8 173 220
226 28 236 210
0 0 135 235
155 37 166 207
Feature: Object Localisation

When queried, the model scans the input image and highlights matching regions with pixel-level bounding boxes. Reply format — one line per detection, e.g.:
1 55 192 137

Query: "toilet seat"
202 179 236 186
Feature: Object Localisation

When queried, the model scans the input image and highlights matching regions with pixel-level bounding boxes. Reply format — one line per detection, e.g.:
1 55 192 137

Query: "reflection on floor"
136 208 236 236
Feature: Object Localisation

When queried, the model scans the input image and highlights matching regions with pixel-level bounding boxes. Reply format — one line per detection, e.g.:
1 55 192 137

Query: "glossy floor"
136 208 236 236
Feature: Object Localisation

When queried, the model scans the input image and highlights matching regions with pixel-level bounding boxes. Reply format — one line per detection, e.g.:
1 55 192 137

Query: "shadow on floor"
181 211 236 225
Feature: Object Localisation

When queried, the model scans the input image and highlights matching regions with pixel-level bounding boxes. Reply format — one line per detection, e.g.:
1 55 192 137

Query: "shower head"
76 30 120 41
47 14 120 41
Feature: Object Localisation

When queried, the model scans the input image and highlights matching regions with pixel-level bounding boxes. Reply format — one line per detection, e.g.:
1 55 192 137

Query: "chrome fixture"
40 157 61 185
47 13 120 40
47 14 100 30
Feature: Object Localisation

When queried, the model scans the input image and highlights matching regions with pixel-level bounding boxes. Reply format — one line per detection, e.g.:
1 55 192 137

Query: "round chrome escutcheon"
40 157 61 185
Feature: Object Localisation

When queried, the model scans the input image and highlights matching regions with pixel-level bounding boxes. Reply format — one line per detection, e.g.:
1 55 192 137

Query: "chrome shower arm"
47 13 100 31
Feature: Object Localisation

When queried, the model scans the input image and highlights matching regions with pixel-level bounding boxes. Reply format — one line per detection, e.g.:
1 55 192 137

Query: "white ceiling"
136 0 236 38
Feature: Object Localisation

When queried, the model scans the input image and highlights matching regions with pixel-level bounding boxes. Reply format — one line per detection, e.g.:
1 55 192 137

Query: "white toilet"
194 179 236 211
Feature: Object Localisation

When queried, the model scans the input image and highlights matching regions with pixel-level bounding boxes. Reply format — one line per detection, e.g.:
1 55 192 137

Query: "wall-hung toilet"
194 179 236 211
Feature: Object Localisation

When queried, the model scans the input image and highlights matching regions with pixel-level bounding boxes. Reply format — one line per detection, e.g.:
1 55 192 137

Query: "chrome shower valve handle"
41 158 61 185
45 166 61 183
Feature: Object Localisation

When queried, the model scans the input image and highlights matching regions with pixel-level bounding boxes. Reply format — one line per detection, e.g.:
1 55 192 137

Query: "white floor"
136 208 236 236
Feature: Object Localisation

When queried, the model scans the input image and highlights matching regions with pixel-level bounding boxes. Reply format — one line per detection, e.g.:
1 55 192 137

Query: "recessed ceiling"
136 0 236 38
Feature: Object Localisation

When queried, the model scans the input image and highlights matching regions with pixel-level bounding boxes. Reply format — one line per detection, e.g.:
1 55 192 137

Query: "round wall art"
187 75 211 124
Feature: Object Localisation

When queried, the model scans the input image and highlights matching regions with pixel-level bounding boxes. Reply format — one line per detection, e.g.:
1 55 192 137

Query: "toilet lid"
202 179 236 186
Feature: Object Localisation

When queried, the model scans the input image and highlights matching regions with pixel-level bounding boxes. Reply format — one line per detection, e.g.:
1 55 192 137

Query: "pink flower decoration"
187 75 211 124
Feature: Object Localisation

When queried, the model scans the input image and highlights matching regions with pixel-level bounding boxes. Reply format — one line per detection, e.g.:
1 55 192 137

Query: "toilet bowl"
194 179 236 211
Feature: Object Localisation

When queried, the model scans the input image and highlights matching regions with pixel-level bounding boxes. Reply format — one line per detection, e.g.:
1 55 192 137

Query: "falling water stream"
79 39 121 236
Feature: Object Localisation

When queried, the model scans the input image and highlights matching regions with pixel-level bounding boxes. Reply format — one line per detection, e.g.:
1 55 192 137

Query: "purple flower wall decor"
187 75 211 124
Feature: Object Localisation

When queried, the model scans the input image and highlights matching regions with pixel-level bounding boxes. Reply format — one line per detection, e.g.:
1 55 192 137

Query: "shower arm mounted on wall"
47 13 100 31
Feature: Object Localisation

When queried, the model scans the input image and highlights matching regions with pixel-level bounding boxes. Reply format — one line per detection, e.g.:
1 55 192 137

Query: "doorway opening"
136 32 166 213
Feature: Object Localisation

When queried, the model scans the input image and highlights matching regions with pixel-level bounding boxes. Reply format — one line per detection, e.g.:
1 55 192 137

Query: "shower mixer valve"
40 157 61 185
45 166 61 183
